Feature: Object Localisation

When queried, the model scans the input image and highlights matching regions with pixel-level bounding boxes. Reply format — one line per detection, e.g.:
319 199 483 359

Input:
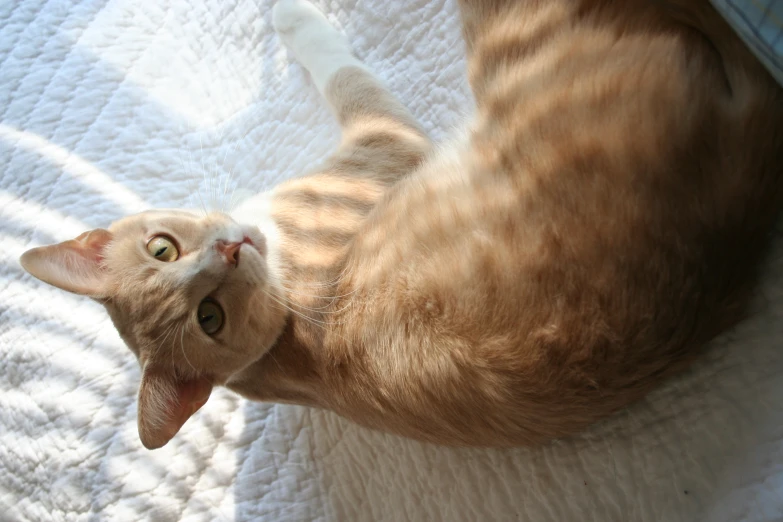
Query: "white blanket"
2 0 782 520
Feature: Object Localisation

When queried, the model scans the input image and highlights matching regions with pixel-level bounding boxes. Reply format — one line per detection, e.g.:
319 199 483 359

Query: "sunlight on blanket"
0 124 148 216
75 0 271 129
0 190 86 240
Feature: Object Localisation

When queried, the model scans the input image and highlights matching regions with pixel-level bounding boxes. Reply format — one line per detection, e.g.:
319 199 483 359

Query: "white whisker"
152 322 178 348
276 258 355 291
180 323 197 373
199 133 212 211
276 277 358 300
177 148 206 214
211 129 222 212
263 287 350 329
186 139 209 215
224 137 247 213
221 136 243 213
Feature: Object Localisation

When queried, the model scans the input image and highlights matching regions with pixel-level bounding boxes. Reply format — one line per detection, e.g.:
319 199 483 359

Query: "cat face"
20 210 287 448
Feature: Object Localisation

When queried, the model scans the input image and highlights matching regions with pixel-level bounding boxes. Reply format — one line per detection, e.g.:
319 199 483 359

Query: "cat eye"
197 299 224 335
146 236 179 262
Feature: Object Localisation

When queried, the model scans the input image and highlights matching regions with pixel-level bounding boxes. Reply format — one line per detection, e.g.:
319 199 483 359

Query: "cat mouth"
237 236 262 267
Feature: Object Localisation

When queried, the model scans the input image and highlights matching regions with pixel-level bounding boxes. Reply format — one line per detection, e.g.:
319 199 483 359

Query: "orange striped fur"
21 0 783 448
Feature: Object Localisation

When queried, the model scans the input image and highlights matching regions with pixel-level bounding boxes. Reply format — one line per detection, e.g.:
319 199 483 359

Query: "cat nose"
216 240 241 266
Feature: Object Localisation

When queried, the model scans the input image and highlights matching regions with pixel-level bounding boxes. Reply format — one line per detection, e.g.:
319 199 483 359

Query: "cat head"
19 210 287 449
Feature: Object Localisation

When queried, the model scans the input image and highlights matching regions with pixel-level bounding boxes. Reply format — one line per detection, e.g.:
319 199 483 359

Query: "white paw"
272 0 365 92
273 0 350 58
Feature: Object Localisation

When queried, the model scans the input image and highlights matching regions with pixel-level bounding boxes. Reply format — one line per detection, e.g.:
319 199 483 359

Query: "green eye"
197 299 224 335
147 236 179 262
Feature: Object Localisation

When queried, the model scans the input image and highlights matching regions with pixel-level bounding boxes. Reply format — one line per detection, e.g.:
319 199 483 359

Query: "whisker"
287 296 355 316
275 284 360 312
266 349 285 374
177 149 206 213
199 133 212 212
179 323 197 373
224 137 249 213
144 322 178 362
274 259 355 290
275 278 358 301
220 136 243 213
263 287 349 328
227 177 245 213
152 322 178 349
266 288 328 325
167 323 179 369
187 139 209 216
211 129 222 212
219 140 230 213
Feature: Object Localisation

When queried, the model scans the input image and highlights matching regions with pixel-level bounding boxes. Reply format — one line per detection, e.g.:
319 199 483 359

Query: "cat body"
20 0 783 449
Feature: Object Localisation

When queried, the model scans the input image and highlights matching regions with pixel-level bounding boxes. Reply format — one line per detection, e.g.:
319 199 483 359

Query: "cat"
19 0 783 450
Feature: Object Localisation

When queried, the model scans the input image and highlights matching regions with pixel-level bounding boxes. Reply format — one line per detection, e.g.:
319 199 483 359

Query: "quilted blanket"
2 0 783 520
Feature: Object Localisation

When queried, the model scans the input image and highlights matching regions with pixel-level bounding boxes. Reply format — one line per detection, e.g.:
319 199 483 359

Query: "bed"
2 0 782 520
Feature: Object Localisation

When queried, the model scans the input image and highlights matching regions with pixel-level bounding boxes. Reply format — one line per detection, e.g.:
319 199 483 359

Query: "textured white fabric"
1 1 783 520
711 0 783 86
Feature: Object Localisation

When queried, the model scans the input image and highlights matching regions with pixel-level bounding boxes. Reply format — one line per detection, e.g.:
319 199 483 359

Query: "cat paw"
273 0 364 92
273 0 351 60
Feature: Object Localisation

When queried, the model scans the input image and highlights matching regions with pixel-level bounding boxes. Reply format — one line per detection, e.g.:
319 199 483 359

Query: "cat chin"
239 225 268 258
235 240 270 279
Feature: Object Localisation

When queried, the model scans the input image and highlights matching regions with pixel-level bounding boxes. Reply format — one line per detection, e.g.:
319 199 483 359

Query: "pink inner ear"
19 228 113 297
137 368 213 450
74 229 111 262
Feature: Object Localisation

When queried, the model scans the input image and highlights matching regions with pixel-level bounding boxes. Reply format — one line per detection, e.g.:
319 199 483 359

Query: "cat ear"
19 228 114 297
136 366 213 449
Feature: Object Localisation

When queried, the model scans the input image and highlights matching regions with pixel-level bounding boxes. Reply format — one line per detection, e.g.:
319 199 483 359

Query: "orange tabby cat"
20 0 783 449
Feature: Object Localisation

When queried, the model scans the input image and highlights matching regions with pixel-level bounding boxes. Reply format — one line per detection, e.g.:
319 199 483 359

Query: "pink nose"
216 241 241 266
